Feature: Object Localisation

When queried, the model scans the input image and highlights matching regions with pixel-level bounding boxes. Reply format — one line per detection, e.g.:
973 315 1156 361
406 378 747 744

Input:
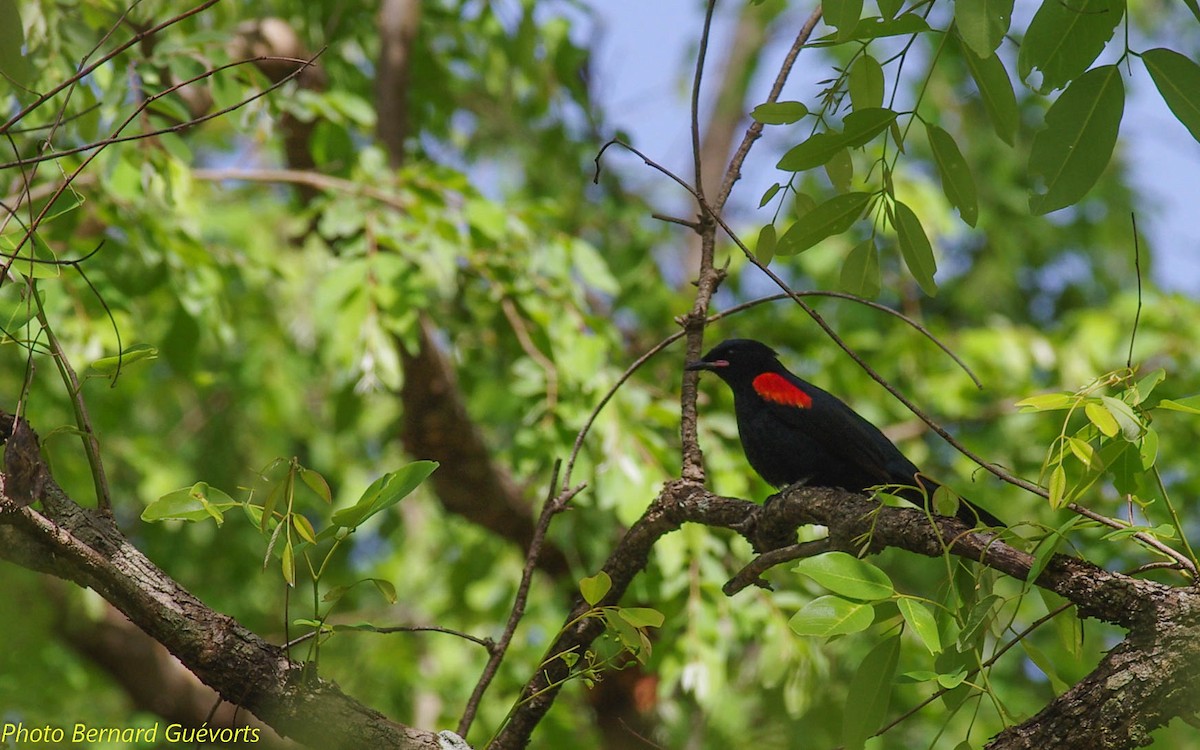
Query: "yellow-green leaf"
1085 401 1119 437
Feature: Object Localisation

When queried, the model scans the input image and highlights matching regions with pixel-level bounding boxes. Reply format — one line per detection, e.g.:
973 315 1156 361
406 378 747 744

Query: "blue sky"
585 1 1200 292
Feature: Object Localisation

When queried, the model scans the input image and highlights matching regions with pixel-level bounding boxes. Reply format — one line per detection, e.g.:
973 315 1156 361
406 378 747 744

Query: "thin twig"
282 623 495 652
0 0 222 134
873 602 1074 738
723 538 832 595
690 0 719 197
458 462 585 738
713 6 823 213
193 167 410 209
1066 501 1196 578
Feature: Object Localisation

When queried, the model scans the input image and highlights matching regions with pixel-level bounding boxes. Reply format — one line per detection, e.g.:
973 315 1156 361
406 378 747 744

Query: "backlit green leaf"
580 571 612 605
955 0 1013 58
825 147 854 192
961 40 1018 145
849 55 885 110
1143 48 1200 145
775 193 870 256
756 223 777 265
1029 65 1124 215
840 238 880 297
788 595 876 637
925 123 979 226
750 101 809 125
1018 0 1124 93
794 551 894 600
892 201 938 295
1015 392 1075 411
777 109 896 171
824 0 863 40
898 598 943 654
1085 401 1119 437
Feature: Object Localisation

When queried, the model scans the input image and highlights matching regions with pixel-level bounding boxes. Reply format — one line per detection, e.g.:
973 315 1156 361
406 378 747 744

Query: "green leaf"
88 344 159 375
891 201 938 295
898 598 943 654
838 13 930 41
751 101 809 125
925 123 979 227
824 0 863 40
1128 369 1166 406
848 55 885 110
1140 428 1159 470
1015 392 1075 411
292 513 318 544
1028 65 1125 215
281 540 296 586
1157 395 1200 415
1018 0 1125 94
961 40 1018 145
756 223 777 265
1085 401 1119 437
1100 395 1142 440
841 636 900 750
955 0 1013 58
777 109 896 171
371 578 398 604
1048 464 1068 509
331 460 439 529
794 551 894 600
958 594 1003 646
1143 48 1200 145
299 467 332 503
1021 640 1070 694
788 595 876 637
840 238 880 298
580 571 612 605
776 192 870 256
824 147 854 192
1067 436 1101 470
877 0 902 18
617 607 664 628
842 108 899 147
759 182 782 208
142 482 238 523
0 0 31 94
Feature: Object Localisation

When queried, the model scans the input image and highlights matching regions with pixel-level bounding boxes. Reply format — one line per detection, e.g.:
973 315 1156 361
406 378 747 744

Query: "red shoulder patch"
752 372 812 409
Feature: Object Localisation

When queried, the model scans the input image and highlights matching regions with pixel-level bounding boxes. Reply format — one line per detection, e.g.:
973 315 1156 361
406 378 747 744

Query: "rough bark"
0 475 439 750
491 481 1200 749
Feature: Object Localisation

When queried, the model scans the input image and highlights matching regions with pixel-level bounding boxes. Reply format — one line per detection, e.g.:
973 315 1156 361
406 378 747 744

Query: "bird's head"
685 338 782 383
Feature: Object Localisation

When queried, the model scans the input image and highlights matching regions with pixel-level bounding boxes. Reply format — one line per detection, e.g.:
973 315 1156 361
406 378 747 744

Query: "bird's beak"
685 359 726 372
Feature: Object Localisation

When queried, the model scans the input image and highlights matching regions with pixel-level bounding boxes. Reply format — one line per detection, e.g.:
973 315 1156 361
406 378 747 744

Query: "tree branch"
0 474 440 750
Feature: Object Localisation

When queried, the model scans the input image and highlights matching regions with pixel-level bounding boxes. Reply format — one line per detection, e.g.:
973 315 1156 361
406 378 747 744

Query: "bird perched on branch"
686 338 1001 528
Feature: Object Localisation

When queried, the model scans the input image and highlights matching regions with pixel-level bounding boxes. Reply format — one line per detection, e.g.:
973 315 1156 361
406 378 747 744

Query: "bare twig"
458 462 585 738
722 538 833 595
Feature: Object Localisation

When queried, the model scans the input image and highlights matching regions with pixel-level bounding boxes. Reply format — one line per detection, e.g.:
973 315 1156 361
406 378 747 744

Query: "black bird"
686 338 1001 527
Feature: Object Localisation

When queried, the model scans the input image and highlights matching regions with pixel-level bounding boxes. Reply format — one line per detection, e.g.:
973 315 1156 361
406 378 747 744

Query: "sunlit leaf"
580 571 612 605
898 598 943 654
1085 401 1119 437
955 0 1013 58
777 109 896 171
794 551 894 600
788 595 875 637
617 607 665 628
1015 392 1075 411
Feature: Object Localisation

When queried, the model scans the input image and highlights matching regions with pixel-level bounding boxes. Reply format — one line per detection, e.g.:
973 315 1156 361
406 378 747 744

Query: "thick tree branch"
492 480 1200 749
0 475 440 750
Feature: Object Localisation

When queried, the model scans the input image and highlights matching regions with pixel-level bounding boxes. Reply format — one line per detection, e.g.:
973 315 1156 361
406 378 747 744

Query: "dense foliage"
2 1 1200 748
